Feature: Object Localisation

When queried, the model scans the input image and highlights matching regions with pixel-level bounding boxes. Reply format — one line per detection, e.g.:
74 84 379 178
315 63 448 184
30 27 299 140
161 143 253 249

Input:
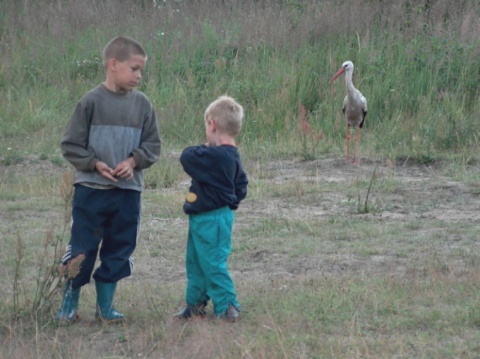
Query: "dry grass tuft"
58 254 86 279
297 101 323 160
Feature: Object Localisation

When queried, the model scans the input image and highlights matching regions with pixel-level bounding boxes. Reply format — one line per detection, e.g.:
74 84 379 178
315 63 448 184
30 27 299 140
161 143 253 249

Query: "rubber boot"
55 281 80 323
95 281 125 323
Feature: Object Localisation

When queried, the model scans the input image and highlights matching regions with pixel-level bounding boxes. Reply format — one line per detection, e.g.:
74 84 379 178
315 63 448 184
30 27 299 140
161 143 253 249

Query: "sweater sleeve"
60 99 98 171
130 102 161 170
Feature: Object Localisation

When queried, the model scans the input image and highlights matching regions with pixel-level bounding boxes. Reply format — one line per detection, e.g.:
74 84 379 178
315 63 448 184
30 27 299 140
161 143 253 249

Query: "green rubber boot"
55 281 81 323
95 281 125 323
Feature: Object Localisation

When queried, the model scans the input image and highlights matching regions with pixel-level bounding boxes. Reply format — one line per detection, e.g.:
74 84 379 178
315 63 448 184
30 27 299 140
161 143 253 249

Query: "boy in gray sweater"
56 36 161 323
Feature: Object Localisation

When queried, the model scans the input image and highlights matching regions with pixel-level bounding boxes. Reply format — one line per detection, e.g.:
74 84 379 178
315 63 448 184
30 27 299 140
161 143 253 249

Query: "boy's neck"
102 80 130 95
220 141 236 147
218 133 236 147
210 134 236 147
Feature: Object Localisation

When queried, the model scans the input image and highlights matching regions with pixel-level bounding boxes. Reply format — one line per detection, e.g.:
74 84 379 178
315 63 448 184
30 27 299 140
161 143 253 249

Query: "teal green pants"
185 206 239 316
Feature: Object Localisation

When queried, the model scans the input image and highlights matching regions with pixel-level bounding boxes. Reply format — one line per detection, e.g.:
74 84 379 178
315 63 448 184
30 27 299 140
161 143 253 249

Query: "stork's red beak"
329 67 345 84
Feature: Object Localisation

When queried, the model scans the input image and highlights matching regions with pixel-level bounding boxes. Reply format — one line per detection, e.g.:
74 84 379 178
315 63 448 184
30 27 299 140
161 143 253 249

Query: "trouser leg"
62 185 104 289
93 189 141 283
189 209 239 316
185 227 210 305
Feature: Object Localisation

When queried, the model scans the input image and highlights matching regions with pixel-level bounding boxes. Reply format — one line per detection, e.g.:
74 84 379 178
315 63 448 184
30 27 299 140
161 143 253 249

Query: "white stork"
329 61 367 165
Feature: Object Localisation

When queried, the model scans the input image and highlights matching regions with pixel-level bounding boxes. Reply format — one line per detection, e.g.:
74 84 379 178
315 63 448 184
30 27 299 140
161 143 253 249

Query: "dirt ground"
230 156 480 282
2 153 480 359
128 154 480 293
2 154 480 287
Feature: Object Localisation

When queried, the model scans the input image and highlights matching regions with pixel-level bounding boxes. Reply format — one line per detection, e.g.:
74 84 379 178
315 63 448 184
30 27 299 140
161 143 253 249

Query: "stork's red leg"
353 126 360 165
346 124 351 163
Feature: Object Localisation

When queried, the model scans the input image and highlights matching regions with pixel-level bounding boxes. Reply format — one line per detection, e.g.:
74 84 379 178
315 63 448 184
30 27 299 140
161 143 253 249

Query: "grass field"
1 1 480 358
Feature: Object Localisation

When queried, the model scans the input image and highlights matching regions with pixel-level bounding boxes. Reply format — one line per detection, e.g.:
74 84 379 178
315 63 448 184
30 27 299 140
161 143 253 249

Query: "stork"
329 61 367 165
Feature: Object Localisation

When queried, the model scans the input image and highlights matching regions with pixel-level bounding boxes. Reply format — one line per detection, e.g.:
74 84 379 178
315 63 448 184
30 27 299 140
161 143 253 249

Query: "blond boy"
176 96 248 321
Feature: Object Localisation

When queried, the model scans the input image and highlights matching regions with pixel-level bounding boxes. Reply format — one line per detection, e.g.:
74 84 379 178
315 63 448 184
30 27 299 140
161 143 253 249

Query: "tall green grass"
1 0 479 163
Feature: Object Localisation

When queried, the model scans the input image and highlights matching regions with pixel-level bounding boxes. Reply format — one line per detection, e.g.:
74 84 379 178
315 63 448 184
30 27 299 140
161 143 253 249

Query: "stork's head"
329 60 354 84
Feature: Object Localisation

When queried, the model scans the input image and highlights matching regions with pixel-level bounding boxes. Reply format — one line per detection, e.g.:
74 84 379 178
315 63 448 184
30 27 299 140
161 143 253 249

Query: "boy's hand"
112 157 136 180
95 161 118 182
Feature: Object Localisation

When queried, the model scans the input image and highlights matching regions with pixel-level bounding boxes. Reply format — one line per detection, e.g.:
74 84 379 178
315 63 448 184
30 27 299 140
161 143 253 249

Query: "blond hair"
205 96 244 137
102 36 147 68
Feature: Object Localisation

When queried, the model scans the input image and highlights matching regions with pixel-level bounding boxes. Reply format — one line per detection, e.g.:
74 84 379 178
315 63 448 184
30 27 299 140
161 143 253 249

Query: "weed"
357 165 379 214
3 153 23 166
49 156 65 167
10 171 74 318
297 102 323 161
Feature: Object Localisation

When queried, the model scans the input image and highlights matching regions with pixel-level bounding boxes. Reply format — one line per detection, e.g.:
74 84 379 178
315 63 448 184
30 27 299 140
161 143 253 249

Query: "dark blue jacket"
180 144 248 214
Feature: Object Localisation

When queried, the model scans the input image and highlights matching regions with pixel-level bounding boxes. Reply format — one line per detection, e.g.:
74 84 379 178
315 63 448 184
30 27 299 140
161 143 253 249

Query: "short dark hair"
102 36 146 67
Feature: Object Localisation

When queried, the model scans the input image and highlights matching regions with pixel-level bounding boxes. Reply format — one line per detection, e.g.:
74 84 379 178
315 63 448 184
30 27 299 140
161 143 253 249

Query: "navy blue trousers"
62 184 141 289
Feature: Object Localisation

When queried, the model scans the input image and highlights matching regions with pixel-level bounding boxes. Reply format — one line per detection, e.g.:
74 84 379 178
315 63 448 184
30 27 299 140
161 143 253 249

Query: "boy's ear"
106 58 117 71
207 117 216 129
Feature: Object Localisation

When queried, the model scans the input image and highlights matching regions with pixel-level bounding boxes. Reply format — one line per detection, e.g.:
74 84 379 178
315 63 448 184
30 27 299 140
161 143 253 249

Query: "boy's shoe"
222 303 239 322
174 301 208 319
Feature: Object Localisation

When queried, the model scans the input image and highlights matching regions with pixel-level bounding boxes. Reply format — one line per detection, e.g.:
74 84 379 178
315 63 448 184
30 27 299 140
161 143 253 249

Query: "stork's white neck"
344 70 357 93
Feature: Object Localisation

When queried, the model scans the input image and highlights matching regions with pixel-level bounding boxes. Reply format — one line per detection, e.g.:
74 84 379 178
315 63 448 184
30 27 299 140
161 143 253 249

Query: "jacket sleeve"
131 102 161 170
60 99 98 171
180 145 215 182
229 168 248 209
235 171 248 203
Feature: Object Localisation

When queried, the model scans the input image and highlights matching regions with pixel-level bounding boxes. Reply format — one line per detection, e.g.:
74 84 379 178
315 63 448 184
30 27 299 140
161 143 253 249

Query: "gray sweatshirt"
61 84 161 192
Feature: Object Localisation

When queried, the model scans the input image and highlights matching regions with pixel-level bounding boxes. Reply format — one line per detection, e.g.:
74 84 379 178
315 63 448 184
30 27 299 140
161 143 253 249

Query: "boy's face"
107 54 147 93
